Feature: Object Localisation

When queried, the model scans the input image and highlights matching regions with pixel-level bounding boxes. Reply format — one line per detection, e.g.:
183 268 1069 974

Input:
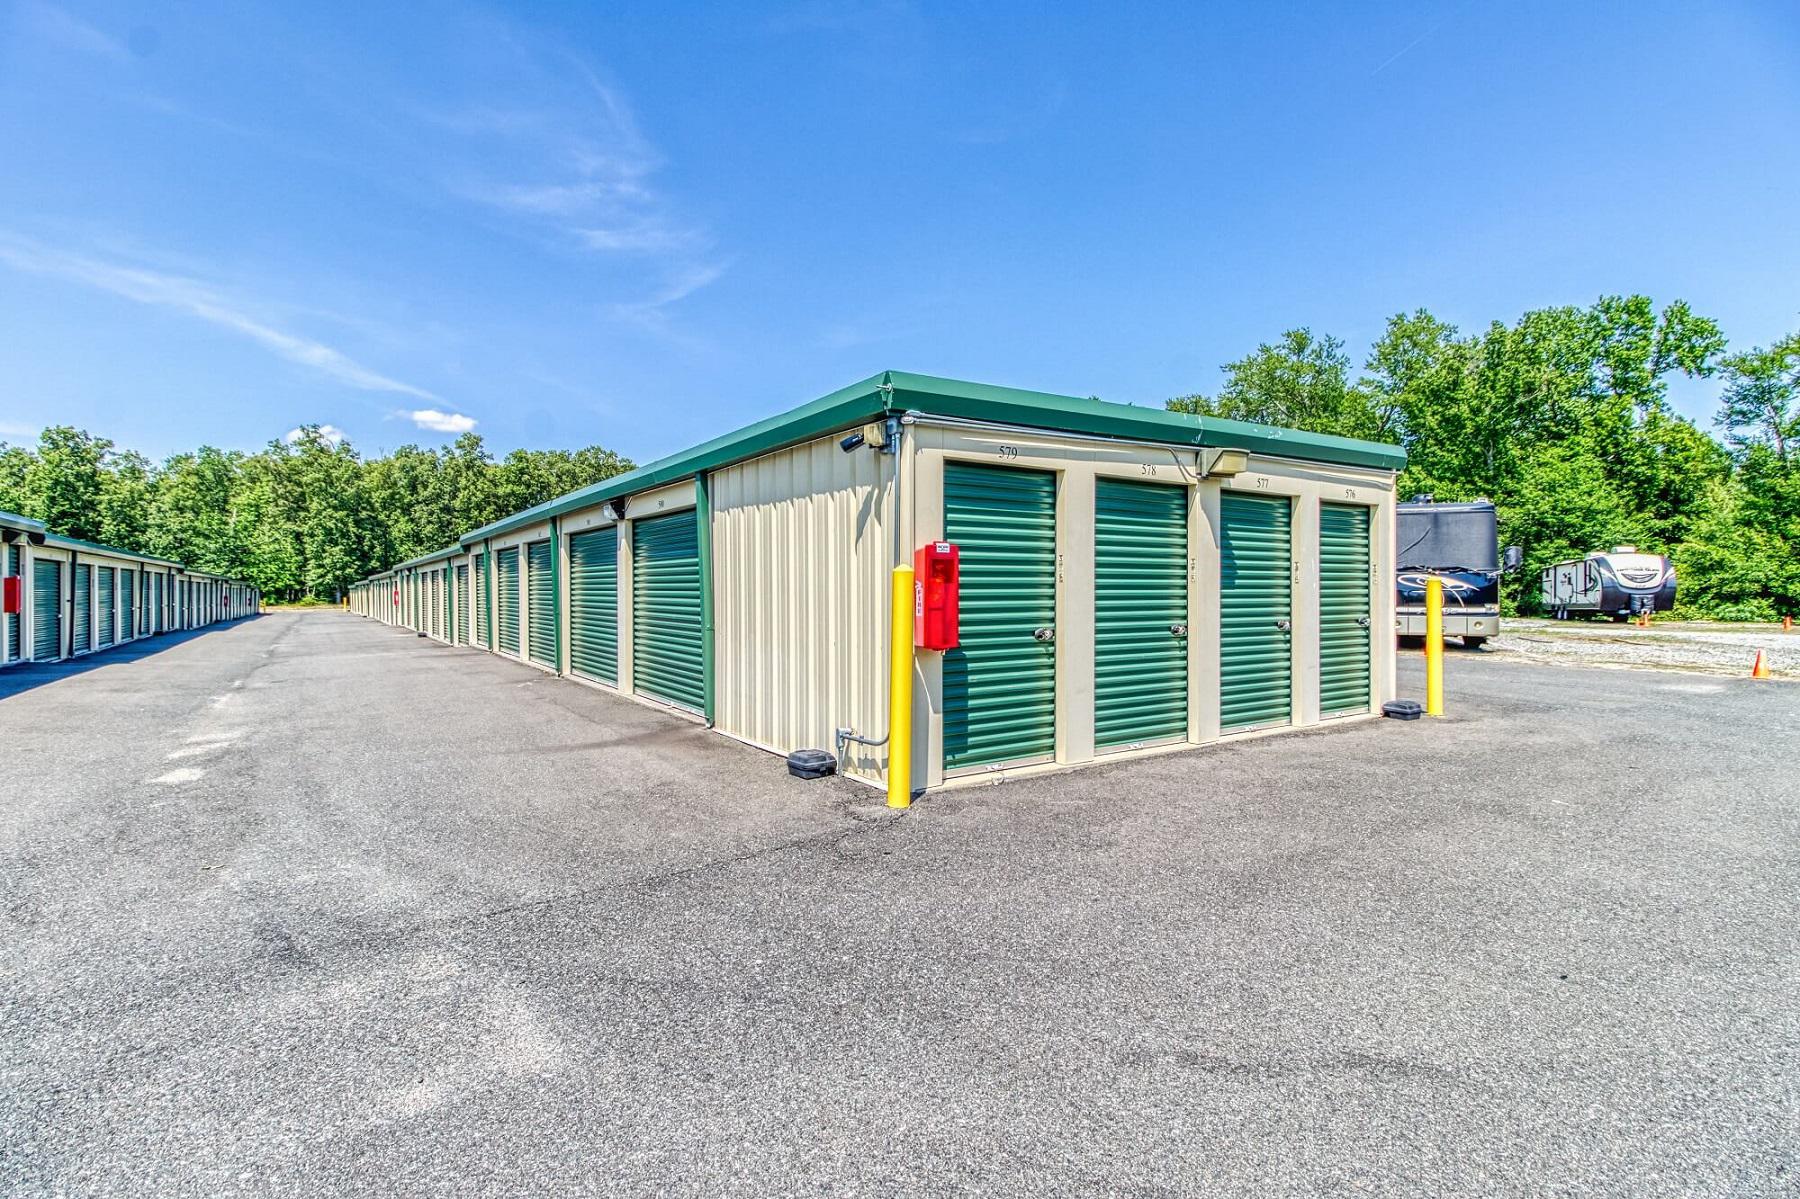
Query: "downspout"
67 549 76 658
832 410 913 807
484 538 495 651
549 516 563 673
695 472 716 726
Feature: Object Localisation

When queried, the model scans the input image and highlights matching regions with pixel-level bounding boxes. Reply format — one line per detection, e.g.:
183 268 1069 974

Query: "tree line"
0 430 631 603
1169 295 1798 620
2 292 1795 616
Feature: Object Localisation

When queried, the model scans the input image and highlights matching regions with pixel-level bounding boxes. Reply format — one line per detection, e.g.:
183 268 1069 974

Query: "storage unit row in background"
1 510 259 668
349 372 1405 794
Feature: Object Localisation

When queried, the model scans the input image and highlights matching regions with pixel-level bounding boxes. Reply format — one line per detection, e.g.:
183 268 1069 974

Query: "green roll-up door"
32 558 61 661
71 563 91 655
120 570 136 640
569 527 619 684
942 463 1058 771
97 566 115 647
1095 479 1189 749
4 545 18 660
151 574 162 634
455 564 469 645
496 548 521 656
527 540 555 668
1219 491 1292 731
433 571 444 639
631 510 704 711
475 553 490 646
1320 503 1373 716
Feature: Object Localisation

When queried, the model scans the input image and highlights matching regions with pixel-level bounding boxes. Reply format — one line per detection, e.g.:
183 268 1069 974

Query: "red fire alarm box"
914 542 959 649
393 588 400 606
2 576 19 614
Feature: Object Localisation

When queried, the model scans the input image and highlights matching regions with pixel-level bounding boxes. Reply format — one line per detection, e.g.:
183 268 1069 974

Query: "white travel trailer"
1541 547 1677 620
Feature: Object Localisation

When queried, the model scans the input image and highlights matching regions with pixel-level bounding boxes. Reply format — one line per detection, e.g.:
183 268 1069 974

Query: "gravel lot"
2 612 1796 1196
1476 617 1798 680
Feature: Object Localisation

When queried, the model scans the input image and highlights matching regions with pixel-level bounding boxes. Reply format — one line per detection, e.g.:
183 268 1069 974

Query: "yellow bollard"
887 565 915 808
1425 575 1445 717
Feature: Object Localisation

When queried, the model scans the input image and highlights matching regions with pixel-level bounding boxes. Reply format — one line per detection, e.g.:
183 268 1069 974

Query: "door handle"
1032 626 1055 643
1274 619 1291 632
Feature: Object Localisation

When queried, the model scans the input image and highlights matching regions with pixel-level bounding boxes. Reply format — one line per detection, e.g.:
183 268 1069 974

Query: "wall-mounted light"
604 499 626 521
26 531 46 546
0 528 17 544
1200 448 1249 478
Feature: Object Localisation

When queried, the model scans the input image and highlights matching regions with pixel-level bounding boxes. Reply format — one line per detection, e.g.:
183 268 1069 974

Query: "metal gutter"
41 532 183 568
694 472 716 726
458 374 894 546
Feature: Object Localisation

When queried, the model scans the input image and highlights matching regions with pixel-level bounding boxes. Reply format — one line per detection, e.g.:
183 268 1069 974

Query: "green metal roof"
43 531 184 568
884 371 1407 471
390 544 464 571
454 371 1403 549
0 509 47 532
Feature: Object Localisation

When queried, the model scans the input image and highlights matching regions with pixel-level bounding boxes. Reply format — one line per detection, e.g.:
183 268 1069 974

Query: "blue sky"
1 1 1796 463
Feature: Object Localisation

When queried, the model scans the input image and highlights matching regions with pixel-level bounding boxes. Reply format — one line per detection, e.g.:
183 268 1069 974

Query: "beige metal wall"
711 433 895 782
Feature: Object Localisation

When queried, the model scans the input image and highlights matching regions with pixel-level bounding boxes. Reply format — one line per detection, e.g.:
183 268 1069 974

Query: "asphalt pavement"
2 612 1796 1196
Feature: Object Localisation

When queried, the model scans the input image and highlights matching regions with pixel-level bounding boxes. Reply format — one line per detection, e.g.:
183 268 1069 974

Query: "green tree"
1169 328 1384 439
1717 332 1799 460
98 450 154 553
23 427 110 541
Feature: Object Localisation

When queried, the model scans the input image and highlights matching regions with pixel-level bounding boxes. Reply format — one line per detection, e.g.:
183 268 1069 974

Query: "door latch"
1169 623 1188 637
1356 616 1371 628
1274 618 1291 632
1032 626 1055 643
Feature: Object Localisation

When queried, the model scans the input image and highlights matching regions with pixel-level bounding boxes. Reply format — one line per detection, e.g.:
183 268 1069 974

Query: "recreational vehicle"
1541 548 1676 620
1395 498 1521 647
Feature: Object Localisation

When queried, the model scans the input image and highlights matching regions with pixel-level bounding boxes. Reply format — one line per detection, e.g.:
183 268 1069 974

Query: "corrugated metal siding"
527 540 555 667
632 509 704 711
568 527 618 685
120 569 136 640
942 462 1058 771
97 566 115 647
1319 502 1372 715
151 573 162 634
72 564 91 654
455 564 469 644
496 547 521 656
475 552 489 646
32 558 60 660
1219 491 1292 730
711 437 890 777
1094 479 1188 748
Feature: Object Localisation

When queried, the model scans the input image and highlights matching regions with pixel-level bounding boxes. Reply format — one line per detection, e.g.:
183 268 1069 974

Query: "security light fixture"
1199 447 1249 478
604 499 626 521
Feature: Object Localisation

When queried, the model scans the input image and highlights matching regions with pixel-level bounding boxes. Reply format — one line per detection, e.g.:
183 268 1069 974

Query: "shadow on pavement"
0 616 263 701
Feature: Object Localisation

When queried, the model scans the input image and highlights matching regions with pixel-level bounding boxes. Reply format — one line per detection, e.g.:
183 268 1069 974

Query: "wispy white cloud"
285 424 346 446
608 261 730 333
0 421 41 440
0 233 441 402
407 409 476 434
16 0 130 62
436 38 726 315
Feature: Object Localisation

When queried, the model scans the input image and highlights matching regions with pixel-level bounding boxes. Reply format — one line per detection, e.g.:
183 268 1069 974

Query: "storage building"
0 510 260 668
349 372 1405 795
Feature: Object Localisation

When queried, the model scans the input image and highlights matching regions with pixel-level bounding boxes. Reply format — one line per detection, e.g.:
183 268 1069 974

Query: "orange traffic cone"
1751 651 1771 680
